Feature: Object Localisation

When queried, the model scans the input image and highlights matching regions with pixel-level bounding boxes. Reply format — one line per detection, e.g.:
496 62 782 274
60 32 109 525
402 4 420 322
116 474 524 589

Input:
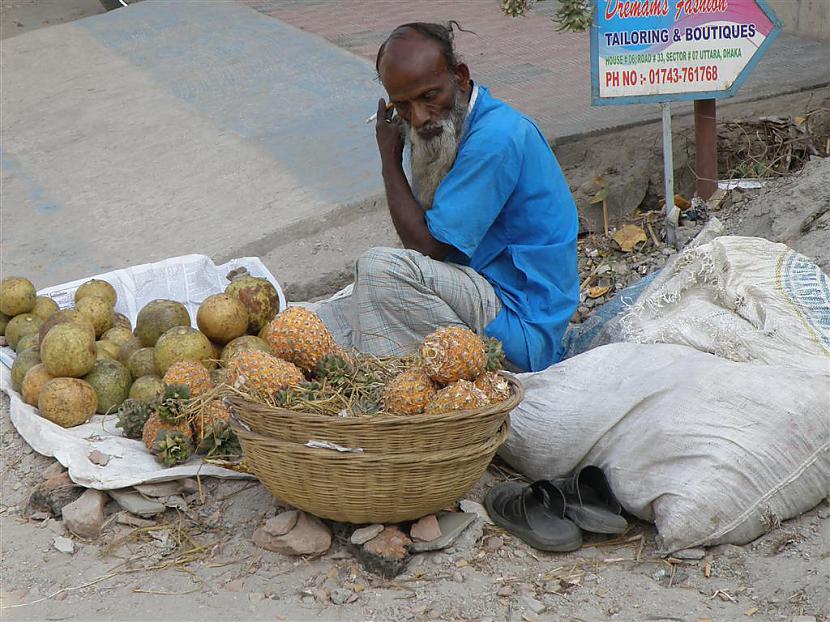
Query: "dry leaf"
674 194 691 210
612 224 647 252
588 285 611 299
590 187 609 204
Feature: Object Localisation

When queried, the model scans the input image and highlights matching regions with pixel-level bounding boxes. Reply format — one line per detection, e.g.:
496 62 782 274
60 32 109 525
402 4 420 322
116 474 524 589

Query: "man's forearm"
382 161 450 260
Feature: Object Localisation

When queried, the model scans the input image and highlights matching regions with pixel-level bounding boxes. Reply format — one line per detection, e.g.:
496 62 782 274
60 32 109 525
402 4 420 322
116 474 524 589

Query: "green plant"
554 0 593 32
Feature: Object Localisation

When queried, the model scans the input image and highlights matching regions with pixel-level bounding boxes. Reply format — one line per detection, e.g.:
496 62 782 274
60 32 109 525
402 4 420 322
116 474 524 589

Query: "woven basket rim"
226 371 523 423
234 419 510 464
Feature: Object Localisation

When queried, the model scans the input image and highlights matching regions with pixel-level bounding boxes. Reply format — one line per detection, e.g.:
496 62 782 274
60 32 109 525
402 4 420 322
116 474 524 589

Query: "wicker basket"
226 373 523 453
233 419 510 524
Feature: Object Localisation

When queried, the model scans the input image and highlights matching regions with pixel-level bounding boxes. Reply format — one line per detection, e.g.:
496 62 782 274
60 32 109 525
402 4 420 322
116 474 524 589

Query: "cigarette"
366 102 395 124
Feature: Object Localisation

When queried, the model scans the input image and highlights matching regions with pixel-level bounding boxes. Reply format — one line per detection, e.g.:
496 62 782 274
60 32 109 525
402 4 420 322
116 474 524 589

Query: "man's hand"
375 98 403 167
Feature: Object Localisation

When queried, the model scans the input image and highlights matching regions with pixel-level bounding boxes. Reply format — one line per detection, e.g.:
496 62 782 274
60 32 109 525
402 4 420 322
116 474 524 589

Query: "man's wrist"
381 157 404 177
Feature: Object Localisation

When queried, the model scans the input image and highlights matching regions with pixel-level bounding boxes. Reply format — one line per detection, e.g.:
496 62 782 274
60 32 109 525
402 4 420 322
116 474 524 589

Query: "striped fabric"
315 247 502 357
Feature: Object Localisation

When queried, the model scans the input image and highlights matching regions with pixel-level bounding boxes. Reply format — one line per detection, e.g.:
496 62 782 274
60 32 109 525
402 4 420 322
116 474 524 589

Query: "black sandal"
484 480 582 552
553 465 628 534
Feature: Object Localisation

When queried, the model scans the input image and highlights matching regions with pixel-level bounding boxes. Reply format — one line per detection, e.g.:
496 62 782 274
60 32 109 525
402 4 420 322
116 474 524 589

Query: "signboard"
591 0 782 105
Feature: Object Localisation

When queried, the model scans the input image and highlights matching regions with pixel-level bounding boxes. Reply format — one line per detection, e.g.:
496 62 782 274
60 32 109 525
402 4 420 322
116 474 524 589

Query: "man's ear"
454 63 471 93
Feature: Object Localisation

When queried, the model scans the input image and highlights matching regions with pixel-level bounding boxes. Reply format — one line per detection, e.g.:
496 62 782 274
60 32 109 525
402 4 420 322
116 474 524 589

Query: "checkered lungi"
314 247 502 357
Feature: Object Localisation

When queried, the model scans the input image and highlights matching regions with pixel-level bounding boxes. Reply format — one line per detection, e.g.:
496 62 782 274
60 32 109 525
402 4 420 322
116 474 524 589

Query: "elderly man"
316 22 578 372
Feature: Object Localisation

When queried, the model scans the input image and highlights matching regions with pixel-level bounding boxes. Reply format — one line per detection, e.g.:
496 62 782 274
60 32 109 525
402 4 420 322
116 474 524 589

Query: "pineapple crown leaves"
482 337 506 372
163 384 192 401
152 430 193 467
115 399 151 440
197 422 241 459
312 353 353 383
153 383 192 424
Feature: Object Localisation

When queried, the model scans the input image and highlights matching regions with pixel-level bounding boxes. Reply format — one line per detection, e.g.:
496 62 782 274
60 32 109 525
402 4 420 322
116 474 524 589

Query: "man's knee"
356 247 421 281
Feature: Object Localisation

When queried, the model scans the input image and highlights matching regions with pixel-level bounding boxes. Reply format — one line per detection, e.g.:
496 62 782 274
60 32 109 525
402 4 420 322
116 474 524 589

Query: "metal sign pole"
661 102 678 247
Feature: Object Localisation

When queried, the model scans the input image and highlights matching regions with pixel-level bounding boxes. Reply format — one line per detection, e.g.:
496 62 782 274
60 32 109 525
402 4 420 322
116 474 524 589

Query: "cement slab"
1 0 384 289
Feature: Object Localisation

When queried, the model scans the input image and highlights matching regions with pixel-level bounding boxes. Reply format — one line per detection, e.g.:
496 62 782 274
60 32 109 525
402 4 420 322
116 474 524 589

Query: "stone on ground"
350 523 384 545
357 526 412 579
26 472 83 518
253 510 330 556
410 514 442 542
107 489 165 517
62 489 107 539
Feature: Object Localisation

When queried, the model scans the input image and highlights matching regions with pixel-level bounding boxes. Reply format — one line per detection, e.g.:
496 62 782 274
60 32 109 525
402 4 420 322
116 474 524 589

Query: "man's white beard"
404 91 468 210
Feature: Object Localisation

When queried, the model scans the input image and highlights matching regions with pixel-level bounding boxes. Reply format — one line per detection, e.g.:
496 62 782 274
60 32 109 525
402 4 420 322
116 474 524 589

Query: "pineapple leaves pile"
502 0 532 18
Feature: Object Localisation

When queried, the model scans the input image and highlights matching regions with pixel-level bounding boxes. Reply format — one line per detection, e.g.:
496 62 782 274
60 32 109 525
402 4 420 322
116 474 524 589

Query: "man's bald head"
375 22 461 76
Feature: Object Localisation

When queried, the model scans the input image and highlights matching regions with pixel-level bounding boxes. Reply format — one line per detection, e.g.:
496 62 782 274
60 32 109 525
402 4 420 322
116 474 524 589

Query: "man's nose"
409 102 431 129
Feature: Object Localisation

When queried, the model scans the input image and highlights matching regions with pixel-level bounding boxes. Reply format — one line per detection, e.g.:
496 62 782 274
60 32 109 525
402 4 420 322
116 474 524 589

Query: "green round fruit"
0 312 10 336
113 313 132 331
16 333 38 353
6 313 43 351
41 323 96 378
38 309 95 345
127 347 157 379
117 335 143 364
96 340 121 360
38 378 97 428
75 279 117 308
135 300 191 347
76 296 114 338
31 296 59 321
83 359 133 414
0 277 36 316
220 335 271 366
154 326 213 374
129 375 164 402
10 348 41 393
21 364 55 407
197 293 248 344
101 326 133 347
225 276 280 334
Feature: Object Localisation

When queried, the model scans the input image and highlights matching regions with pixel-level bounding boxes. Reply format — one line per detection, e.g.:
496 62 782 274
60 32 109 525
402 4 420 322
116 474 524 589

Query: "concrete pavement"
246 0 830 143
1 0 828 299
1 0 385 290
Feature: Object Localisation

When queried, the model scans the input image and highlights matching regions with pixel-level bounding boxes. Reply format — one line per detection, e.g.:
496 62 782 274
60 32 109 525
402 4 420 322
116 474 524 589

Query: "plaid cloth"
315 247 502 357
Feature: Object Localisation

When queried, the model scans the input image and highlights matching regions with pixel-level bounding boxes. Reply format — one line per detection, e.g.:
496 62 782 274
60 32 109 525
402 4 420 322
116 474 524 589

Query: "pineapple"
194 400 240 458
483 337 506 372
424 380 489 415
162 360 213 398
383 367 437 416
420 327 487 385
474 372 511 403
142 412 193 466
264 307 338 373
226 350 304 397
155 384 191 424
115 398 151 440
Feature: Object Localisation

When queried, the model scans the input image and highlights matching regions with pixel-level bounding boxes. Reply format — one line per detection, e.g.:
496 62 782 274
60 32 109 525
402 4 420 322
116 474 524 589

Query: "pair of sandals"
484 465 627 552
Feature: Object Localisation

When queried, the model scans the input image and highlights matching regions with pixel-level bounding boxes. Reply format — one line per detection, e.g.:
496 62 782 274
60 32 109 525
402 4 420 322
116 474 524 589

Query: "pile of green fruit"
3 272 282 466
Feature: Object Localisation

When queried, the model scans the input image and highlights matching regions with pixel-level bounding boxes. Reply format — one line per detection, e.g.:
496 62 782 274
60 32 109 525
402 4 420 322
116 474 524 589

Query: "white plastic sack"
501 342 829 553
0 254 282 488
603 235 830 367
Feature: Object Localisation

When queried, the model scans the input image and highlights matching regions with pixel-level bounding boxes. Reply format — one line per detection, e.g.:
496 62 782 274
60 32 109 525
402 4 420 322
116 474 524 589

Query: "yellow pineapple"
226 350 305 397
419 326 487 385
383 367 437 416
162 360 214 398
142 412 193 466
424 379 490 414
473 372 511 403
264 307 337 373
193 400 241 458
193 400 231 442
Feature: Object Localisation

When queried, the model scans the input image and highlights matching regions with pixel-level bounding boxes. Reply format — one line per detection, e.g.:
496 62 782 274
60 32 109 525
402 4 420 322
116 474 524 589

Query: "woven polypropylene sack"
499 342 829 553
